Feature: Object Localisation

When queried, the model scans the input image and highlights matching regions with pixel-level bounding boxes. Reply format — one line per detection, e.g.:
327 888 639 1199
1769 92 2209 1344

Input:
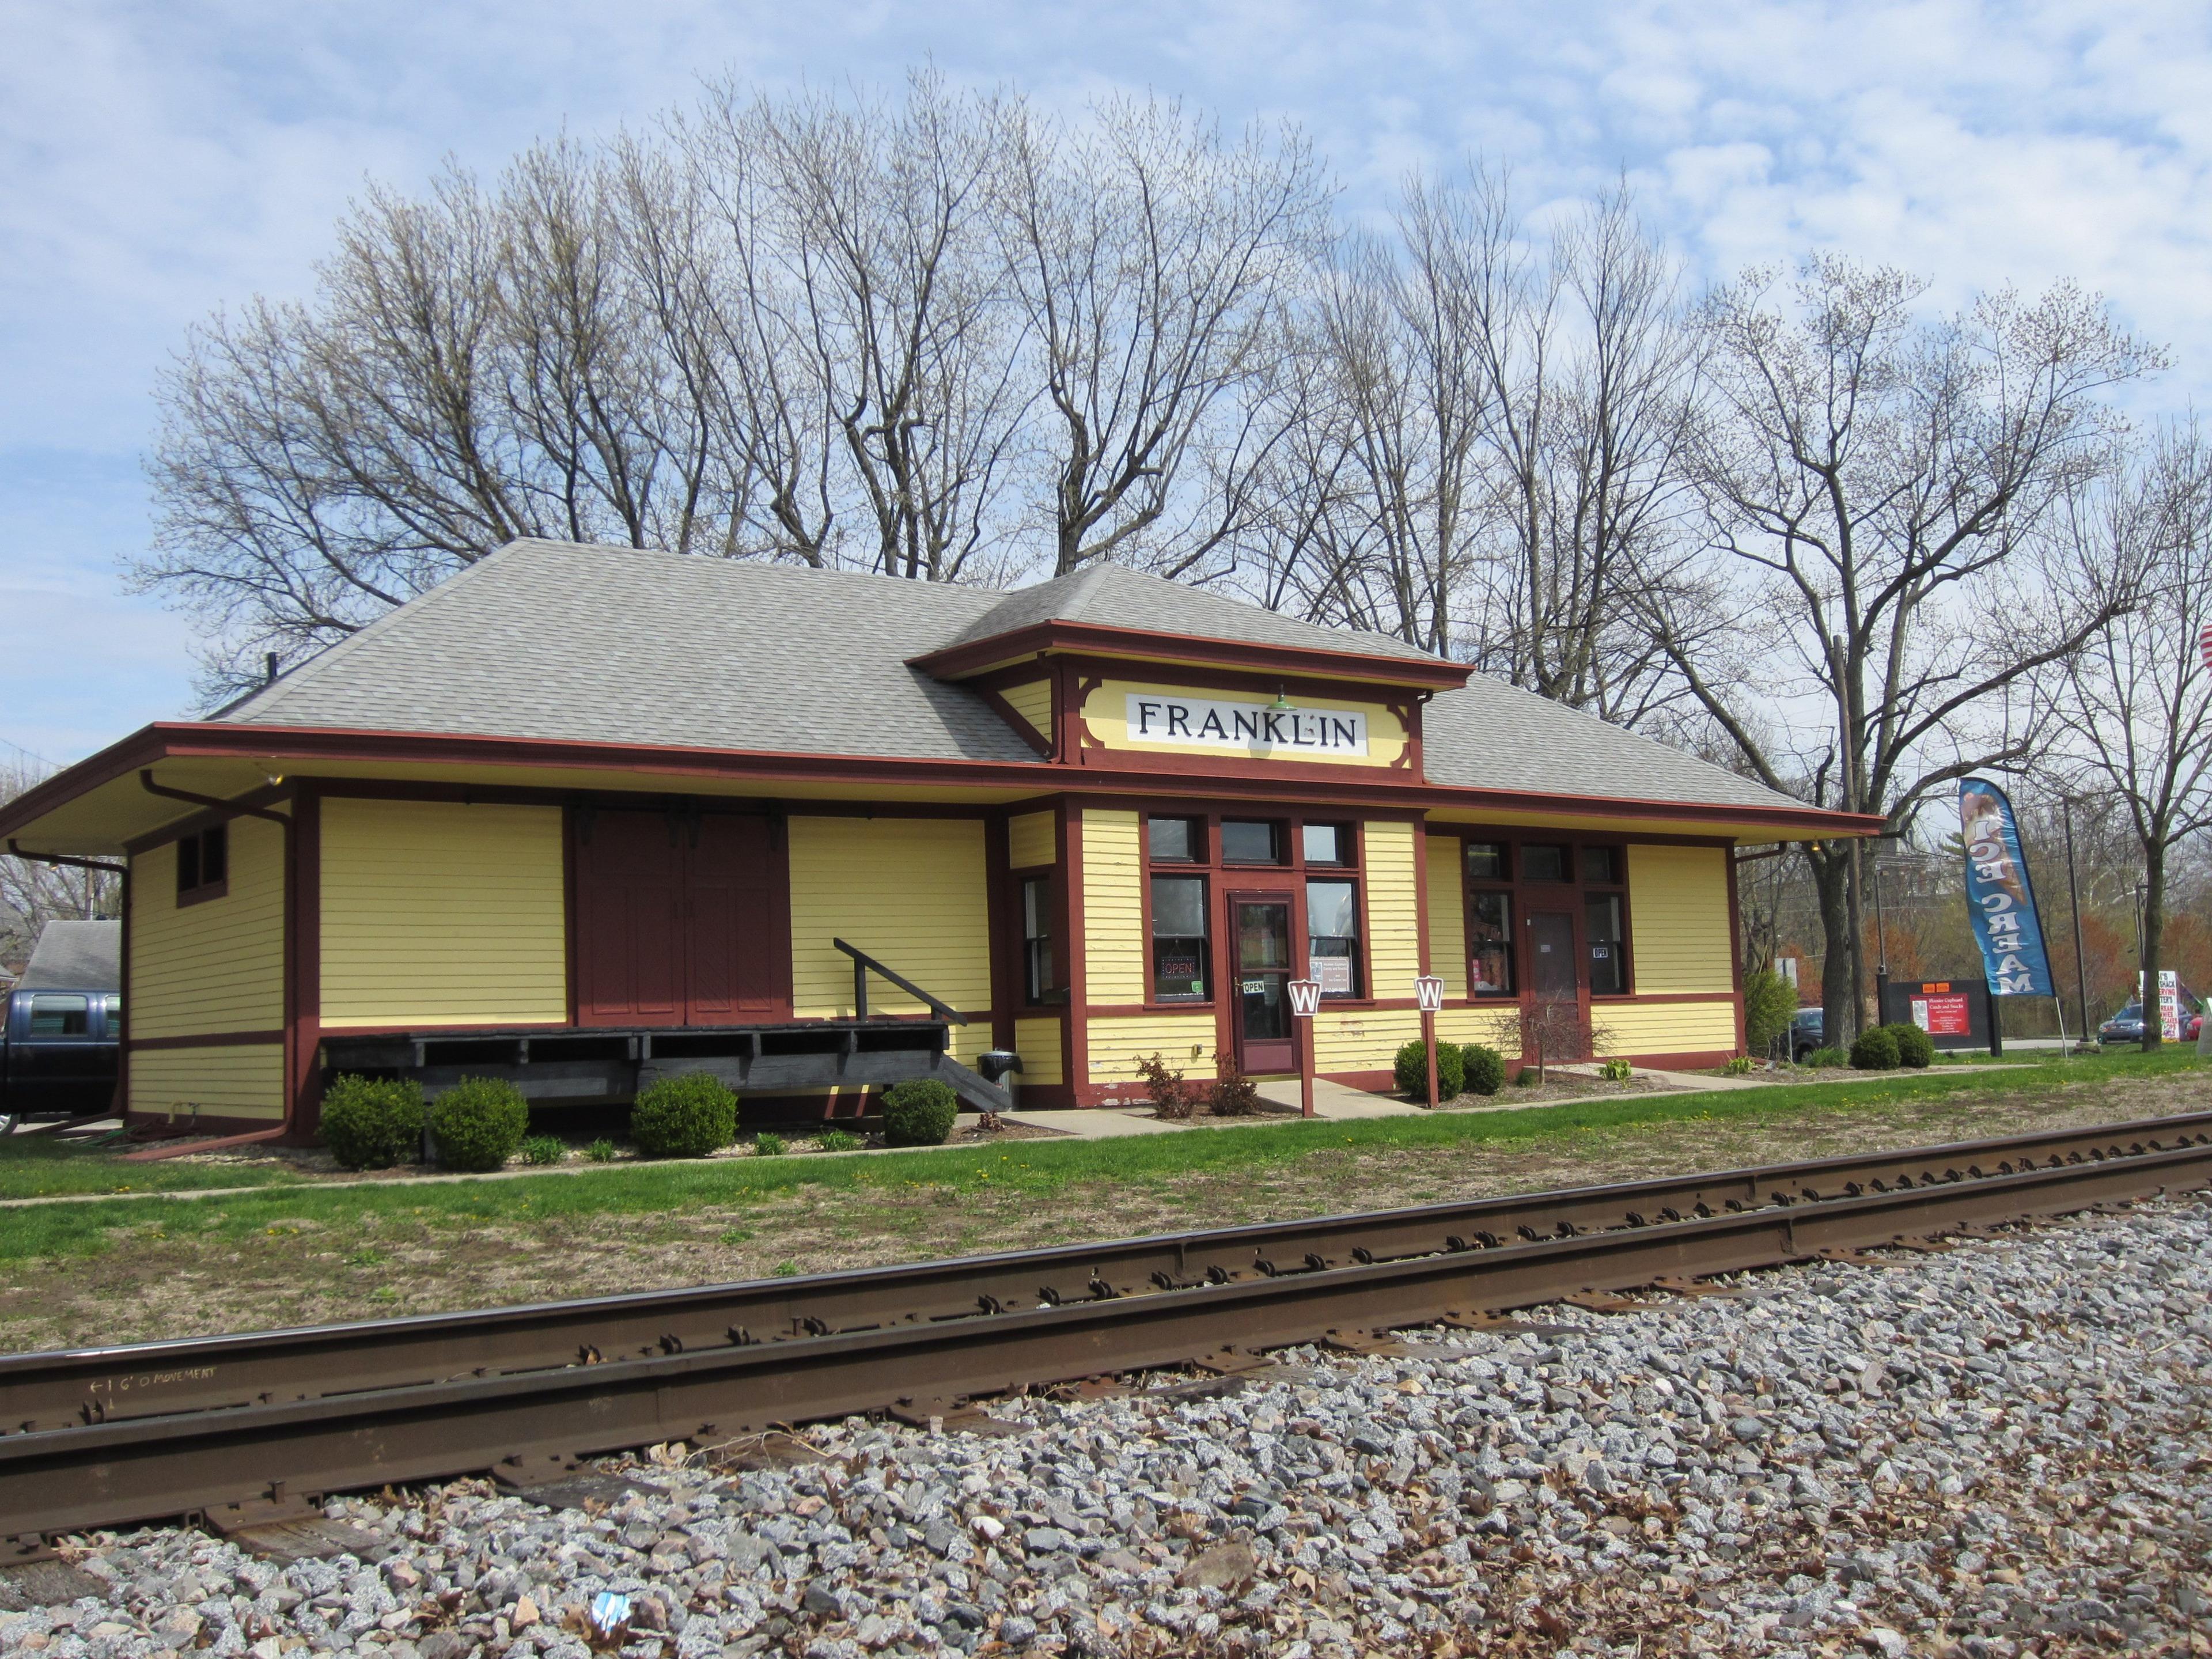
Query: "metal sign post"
1287 978 1321 1118
1415 975 1445 1108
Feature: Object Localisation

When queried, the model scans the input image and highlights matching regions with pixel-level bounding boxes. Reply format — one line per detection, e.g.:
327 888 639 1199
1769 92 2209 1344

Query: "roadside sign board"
1414 975 1445 1014
1287 979 1321 1019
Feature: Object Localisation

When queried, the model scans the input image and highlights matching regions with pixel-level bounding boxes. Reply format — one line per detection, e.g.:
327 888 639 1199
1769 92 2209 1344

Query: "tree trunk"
1812 850 1855 1051
2139 840 2166 1052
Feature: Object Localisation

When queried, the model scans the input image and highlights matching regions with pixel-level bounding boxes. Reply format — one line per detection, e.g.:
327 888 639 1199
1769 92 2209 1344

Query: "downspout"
135 771 298 1148
6 841 129 1125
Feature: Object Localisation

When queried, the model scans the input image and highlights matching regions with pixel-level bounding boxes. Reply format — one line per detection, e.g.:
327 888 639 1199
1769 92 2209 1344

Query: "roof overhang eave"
1 720 1887 854
907 619 1474 691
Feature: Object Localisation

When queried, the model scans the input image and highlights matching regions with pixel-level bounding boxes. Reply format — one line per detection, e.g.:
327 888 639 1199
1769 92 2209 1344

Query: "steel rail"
4 1110 2206 1437
1 1131 2207 1541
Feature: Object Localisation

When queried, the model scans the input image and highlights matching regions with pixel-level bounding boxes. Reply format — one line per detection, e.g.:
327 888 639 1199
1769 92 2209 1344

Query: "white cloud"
2 0 2209 756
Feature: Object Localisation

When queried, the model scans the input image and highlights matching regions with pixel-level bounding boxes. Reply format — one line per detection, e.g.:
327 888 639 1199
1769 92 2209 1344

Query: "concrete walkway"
1001 1064 1732 1141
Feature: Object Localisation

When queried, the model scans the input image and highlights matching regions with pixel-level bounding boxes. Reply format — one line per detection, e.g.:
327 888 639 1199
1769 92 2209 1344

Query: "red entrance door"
1525 908 1589 1061
576 811 791 1026
1232 896 1297 1074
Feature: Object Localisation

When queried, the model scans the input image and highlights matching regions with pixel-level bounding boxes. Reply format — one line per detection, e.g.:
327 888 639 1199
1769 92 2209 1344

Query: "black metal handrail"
832 939 968 1025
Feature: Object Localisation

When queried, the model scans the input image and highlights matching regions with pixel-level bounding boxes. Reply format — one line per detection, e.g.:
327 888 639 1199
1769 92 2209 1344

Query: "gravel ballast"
5 1198 2207 1657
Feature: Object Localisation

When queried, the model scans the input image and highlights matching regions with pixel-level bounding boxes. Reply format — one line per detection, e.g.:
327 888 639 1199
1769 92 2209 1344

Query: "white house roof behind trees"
215 537 1800 812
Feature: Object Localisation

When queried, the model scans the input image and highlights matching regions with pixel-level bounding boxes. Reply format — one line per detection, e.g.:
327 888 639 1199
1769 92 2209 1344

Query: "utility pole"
1872 855 1890 1026
2061 797 2092 1049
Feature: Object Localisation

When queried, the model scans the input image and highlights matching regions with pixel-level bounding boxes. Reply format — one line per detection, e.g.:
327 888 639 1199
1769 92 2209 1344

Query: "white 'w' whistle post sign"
1287 978 1321 1118
1415 975 1446 1108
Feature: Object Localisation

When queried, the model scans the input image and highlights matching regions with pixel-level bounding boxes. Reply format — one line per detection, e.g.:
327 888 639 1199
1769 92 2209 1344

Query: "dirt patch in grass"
0 1060 2200 1354
1435 1073 1669 1109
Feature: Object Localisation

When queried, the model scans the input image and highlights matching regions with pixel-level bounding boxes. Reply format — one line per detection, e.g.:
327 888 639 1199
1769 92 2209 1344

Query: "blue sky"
3 1 2209 764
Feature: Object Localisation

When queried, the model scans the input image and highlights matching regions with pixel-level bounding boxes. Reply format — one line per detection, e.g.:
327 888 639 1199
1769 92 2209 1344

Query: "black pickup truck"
0 988 122 1131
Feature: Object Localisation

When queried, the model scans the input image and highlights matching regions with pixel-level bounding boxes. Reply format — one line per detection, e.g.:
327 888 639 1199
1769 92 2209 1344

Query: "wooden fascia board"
906 620 1471 692
0 719 1888 851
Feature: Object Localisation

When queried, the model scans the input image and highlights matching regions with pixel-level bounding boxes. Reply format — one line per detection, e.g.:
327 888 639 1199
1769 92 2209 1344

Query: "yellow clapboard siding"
1363 820 1420 999
321 800 567 1029
1437 1005 1522 1055
1426 831 1464 984
1081 809 1146 1005
999 679 1053 747
129 1043 285 1121
789 817 991 1018
1594 999 1739 1056
131 816 286 1039
1014 1015 1065 1087
1312 1007 1422 1074
1627 844 1735 994
1009 810 1057 870
1084 1013 1217 1085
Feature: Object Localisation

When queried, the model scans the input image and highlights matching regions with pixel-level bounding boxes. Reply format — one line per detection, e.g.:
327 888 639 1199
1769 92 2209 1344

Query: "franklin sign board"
1124 694 1368 757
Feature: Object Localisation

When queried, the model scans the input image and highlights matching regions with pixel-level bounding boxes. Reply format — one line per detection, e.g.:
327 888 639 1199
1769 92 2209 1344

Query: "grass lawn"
0 1048 2202 1353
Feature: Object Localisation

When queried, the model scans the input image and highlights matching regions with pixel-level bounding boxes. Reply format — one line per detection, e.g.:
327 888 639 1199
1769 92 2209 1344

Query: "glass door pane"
1233 898 1296 1070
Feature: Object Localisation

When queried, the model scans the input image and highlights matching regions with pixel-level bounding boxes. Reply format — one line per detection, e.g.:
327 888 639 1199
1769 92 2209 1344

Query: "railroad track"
2 1109 2207 1552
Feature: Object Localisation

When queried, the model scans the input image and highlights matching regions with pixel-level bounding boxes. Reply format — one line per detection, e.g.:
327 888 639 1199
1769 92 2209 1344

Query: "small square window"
1521 843 1569 882
1221 820 1283 864
1465 841 1506 882
1147 816 1200 862
1581 846 1619 885
175 823 229 902
1302 823 1351 866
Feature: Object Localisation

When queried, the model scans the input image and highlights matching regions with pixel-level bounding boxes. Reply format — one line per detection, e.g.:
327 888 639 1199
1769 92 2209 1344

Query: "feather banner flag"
1959 779 2055 997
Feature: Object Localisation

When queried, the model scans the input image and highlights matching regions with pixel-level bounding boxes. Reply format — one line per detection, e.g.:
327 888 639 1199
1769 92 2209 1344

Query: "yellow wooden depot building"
0 541 1878 1139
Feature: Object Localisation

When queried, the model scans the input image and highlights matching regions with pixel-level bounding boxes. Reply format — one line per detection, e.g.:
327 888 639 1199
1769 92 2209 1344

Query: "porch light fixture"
1269 686 1296 713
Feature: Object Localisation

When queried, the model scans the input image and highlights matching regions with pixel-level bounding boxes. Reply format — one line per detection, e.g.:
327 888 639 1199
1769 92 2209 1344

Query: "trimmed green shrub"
1393 1038 1465 1101
630 1073 739 1158
1514 1067 1539 1087
1849 1027 1900 1071
1801 1046 1847 1069
819 1128 863 1153
752 1132 787 1157
586 1137 618 1162
882 1078 960 1145
1884 1022 1935 1069
1741 967 1799 1059
319 1074 424 1171
1463 1044 1506 1096
521 1134 565 1165
425 1077 530 1172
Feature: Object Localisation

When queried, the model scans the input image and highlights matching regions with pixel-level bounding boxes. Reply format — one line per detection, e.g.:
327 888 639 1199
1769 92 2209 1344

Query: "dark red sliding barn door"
575 810 791 1026
687 815 790 1021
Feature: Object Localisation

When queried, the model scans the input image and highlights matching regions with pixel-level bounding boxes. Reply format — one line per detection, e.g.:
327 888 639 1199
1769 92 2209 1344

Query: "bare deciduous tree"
1653 257 2161 1043
996 96 1330 578
2041 425 2212 1047
1 755 119 972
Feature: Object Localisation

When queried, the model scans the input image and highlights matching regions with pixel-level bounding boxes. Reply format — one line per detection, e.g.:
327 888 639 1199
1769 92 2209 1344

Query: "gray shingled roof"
219 539 1807 813
1422 677 1800 811
224 541 1038 764
21 920 120 990
948 563 1441 664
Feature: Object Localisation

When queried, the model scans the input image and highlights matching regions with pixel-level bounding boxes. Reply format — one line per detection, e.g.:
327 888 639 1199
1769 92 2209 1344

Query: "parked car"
2099 990 2203 1047
0 988 122 1132
1787 1007 1824 1062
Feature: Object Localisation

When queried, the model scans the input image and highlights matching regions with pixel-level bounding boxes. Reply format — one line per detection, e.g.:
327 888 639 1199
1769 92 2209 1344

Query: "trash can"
977 1049 1022 1110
